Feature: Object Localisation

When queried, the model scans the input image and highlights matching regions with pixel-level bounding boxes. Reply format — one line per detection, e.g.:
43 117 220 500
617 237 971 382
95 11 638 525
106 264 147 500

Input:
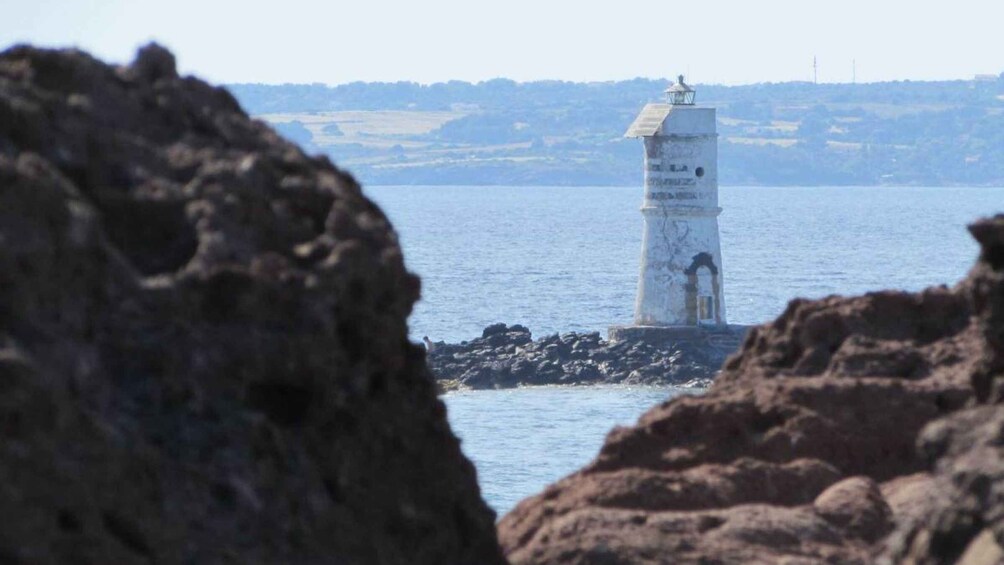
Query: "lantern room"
665 75 695 105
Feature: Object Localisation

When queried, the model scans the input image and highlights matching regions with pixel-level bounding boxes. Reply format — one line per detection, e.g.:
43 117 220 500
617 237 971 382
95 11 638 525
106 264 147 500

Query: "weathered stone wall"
636 106 727 326
0 44 504 564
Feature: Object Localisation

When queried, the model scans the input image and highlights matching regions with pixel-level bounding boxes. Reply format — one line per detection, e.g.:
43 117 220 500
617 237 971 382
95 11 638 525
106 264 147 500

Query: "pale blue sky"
3 0 1002 85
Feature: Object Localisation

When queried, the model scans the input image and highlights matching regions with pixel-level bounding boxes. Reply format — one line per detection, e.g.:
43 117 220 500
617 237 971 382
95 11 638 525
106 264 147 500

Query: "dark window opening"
695 167 705 178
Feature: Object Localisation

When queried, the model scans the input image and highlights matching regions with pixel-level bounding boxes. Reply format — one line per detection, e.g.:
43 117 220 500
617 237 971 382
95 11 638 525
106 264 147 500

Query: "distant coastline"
363 182 1004 188
231 77 1004 188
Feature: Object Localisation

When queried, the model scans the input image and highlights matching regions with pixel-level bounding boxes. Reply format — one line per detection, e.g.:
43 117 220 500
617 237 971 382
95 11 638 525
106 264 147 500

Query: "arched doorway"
684 252 721 325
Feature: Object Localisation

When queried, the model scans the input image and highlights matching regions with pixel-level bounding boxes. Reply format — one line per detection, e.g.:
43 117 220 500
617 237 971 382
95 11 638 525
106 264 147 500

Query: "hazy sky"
4 0 1002 86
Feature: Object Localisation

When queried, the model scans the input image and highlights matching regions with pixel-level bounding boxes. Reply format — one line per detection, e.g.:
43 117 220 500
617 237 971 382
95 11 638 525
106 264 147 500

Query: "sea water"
443 385 685 515
368 185 1004 514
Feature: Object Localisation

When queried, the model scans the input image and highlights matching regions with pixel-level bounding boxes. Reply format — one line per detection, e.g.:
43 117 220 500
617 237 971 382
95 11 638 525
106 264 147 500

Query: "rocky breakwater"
499 215 1004 564
0 45 503 563
427 323 747 390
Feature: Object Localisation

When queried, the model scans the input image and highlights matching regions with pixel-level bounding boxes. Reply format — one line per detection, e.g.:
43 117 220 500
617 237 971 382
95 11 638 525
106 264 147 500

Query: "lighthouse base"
607 324 750 351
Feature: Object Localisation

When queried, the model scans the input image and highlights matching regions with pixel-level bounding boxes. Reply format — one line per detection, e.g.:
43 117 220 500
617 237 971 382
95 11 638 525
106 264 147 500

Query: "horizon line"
224 75 1002 89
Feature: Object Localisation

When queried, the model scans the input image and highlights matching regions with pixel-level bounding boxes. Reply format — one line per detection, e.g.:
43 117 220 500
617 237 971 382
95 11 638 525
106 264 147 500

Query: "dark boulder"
428 323 737 389
0 44 503 564
881 215 1004 565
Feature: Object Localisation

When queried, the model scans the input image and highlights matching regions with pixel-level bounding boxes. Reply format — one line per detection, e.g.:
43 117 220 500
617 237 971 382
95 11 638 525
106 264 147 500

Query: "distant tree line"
229 76 1004 186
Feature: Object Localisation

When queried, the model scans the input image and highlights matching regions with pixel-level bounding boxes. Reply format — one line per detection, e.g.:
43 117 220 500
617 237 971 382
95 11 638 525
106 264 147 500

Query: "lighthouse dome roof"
664 75 694 94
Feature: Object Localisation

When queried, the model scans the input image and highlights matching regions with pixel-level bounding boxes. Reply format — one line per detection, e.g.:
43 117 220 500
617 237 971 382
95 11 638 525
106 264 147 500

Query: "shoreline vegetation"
230 76 1004 188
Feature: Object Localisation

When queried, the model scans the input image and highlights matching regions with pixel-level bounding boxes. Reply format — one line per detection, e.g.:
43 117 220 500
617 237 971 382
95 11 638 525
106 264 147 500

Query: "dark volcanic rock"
881 215 1004 565
965 215 1004 403
880 405 1004 565
428 325 741 389
0 45 503 564
498 216 1003 563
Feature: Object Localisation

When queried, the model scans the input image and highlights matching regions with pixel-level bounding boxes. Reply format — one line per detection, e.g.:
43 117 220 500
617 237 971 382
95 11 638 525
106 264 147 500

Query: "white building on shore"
622 75 727 328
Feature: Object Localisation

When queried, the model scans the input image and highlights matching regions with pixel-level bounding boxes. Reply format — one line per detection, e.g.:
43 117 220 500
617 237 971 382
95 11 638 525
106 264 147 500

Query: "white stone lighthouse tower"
623 76 727 327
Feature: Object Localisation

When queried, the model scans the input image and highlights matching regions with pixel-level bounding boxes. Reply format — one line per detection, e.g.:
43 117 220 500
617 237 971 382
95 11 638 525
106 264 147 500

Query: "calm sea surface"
368 185 1004 515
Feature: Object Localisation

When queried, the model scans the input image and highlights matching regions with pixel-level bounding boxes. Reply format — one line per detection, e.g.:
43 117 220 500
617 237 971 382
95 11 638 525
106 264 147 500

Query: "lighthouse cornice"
640 206 723 217
651 133 719 141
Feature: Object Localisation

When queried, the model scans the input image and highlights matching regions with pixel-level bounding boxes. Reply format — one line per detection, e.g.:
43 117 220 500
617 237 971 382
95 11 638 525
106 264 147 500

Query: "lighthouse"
622 76 727 328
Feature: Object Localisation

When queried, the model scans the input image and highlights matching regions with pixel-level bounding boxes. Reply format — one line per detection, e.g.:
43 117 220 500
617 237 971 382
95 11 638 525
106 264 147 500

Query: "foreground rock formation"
499 216 1004 564
5 42 1003 565
881 216 1004 565
0 44 503 563
428 323 745 390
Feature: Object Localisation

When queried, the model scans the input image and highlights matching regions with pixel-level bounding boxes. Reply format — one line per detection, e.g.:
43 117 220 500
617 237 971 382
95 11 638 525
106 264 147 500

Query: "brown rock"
813 476 893 543
0 44 503 564
880 405 1004 565
500 216 1003 564
880 218 1004 564
966 215 1004 402
881 472 939 528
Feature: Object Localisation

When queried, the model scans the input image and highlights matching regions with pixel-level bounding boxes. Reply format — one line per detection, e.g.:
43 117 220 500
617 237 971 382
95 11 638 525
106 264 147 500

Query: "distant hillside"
229 76 1004 187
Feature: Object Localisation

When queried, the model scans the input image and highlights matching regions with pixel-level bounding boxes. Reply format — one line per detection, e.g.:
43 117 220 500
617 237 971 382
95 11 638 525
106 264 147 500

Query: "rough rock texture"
499 215 1004 563
0 45 503 564
881 406 1004 564
428 323 742 390
881 216 1004 565
966 215 1004 404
